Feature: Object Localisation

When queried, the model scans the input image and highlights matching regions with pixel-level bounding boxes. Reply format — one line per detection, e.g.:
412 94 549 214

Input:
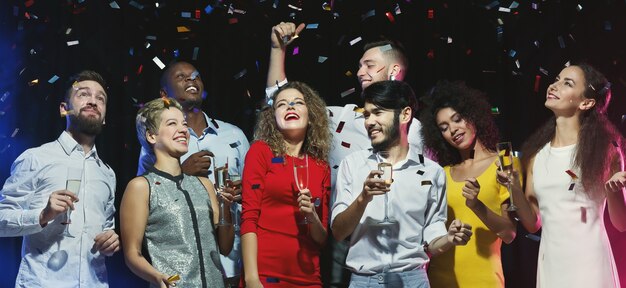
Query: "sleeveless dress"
143 166 225 288
533 143 620 288
429 158 518 288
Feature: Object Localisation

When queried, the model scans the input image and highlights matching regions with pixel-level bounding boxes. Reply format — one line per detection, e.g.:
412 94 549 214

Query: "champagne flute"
62 167 82 237
228 173 241 229
497 142 518 212
293 155 309 225
214 165 231 226
376 151 397 225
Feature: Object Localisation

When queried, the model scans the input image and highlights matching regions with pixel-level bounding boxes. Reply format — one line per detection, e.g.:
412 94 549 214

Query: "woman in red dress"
241 81 331 287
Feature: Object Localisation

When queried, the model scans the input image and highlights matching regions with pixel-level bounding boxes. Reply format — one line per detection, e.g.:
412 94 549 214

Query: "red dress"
240 141 330 287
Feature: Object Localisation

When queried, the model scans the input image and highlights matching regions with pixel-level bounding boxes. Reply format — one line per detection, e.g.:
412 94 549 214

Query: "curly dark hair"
521 63 625 198
254 81 331 162
420 80 500 166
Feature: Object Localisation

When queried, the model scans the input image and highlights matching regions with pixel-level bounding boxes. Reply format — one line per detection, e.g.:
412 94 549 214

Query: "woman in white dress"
499 63 626 288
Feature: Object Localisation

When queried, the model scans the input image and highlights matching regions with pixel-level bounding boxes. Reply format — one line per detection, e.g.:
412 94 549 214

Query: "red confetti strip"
341 141 351 148
385 12 395 23
137 64 143 75
533 75 541 92
336 121 345 133
427 9 434 19
195 9 201 19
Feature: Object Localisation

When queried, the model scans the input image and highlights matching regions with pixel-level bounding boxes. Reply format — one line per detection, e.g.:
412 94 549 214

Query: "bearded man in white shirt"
331 80 472 288
0 70 119 287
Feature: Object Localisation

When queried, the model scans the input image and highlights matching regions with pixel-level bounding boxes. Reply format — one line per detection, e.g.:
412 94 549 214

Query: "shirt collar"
190 112 218 138
367 145 424 168
58 131 100 159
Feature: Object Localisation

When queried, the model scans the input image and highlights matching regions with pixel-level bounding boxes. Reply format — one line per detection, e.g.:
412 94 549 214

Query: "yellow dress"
428 158 520 288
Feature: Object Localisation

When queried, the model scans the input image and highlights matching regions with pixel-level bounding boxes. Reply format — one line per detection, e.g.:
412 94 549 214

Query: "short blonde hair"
136 98 184 153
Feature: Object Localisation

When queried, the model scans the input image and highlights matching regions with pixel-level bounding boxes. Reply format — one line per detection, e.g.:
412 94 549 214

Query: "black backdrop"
0 0 625 287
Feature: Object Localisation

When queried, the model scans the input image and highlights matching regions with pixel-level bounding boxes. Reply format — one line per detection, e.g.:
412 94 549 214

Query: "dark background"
0 0 625 287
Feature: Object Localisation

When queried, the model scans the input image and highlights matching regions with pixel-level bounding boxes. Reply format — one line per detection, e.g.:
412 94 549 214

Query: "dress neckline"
148 165 184 182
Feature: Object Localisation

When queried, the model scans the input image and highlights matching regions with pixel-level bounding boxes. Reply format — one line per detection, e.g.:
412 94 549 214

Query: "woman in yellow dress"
420 81 518 287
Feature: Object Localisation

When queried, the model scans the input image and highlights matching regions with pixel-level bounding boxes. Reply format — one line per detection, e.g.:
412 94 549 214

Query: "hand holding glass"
376 151 396 225
497 142 517 212
214 166 231 226
62 167 82 237
293 155 309 225
228 173 241 228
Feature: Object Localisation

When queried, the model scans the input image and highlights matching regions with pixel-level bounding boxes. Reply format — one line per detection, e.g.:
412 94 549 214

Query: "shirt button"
377 275 383 281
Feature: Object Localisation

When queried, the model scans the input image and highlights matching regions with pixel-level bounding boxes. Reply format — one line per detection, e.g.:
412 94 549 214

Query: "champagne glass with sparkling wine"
214 163 231 226
497 142 517 212
293 155 309 225
376 151 397 225
62 167 82 237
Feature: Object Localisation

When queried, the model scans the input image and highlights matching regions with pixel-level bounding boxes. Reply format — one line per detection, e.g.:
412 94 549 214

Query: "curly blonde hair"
254 81 331 162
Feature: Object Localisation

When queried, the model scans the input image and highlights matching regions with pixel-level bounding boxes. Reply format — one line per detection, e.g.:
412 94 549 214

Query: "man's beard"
69 113 103 136
371 114 400 152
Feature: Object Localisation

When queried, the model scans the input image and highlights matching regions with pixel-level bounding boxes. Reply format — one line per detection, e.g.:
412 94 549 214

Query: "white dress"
533 143 620 288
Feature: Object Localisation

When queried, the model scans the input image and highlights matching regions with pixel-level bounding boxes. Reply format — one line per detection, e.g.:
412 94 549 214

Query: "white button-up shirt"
331 147 447 274
0 131 116 288
137 111 250 278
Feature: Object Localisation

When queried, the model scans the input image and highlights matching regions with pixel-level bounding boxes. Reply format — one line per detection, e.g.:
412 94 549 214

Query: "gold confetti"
167 274 180 282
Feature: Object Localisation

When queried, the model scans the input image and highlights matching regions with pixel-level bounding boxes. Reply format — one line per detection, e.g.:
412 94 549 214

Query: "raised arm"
266 22 305 91
120 177 172 287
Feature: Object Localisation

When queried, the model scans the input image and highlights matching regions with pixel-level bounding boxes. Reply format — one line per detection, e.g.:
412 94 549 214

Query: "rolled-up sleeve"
265 78 288 101
422 167 448 244
331 157 355 225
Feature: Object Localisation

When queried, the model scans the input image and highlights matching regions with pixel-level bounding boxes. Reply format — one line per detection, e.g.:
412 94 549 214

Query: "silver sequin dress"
143 167 225 288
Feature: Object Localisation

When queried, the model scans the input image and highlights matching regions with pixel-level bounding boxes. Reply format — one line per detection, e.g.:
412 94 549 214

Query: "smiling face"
357 48 392 90
63 80 107 136
545 66 589 115
436 107 476 151
149 108 189 157
273 88 309 135
161 62 204 110
363 102 401 152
